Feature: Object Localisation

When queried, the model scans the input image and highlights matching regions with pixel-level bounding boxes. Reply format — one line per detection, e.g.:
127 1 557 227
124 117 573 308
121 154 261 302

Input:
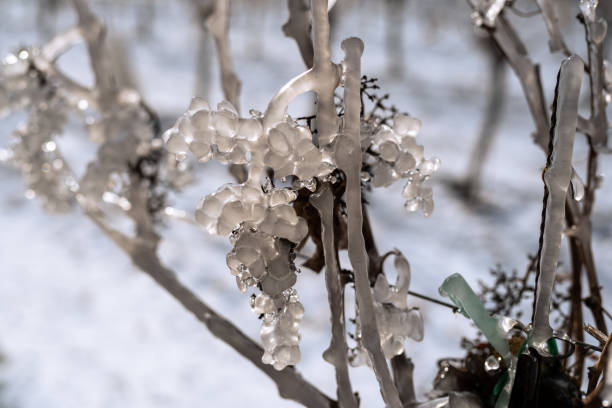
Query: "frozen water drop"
404 198 419 212
189 96 210 113
393 114 421 137
484 355 501 373
579 0 599 21
570 170 585 201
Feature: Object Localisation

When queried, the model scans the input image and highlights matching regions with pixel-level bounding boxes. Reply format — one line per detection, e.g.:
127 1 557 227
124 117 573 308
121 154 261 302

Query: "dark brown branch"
310 184 358 408
390 353 417 406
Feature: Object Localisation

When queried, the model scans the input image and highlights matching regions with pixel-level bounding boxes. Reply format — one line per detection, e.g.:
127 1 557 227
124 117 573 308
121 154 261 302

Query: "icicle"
335 36 402 408
530 56 583 352
570 168 585 201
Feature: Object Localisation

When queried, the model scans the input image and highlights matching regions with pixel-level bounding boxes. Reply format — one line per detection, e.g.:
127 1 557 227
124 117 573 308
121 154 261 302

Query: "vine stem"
335 36 402 408
310 184 358 408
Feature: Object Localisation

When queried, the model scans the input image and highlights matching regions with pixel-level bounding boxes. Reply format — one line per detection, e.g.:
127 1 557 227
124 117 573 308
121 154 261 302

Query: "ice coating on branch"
530 56 583 351
350 253 424 365
579 0 599 22
470 0 506 27
365 114 439 216
254 290 304 370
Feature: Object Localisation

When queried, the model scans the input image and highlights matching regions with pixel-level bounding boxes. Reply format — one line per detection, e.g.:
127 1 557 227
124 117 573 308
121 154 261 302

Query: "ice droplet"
579 0 599 21
570 169 585 201
484 355 501 373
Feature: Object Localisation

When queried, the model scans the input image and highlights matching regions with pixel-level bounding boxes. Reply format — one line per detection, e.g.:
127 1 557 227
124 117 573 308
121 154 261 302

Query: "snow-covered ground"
0 1 611 407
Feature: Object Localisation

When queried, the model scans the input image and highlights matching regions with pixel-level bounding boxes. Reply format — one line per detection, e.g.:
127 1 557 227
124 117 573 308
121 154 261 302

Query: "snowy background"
0 0 611 407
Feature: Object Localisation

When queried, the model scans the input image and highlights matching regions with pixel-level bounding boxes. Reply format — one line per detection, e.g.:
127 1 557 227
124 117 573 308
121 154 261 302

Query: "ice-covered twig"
71 0 117 109
472 0 506 27
310 184 358 408
40 26 83 62
205 0 241 109
283 0 314 68
265 0 340 146
579 5 609 148
465 0 608 335
535 0 569 55
335 37 402 408
531 56 584 349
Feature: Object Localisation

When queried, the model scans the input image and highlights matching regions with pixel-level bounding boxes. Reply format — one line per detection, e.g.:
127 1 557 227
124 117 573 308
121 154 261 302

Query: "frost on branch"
349 253 424 366
364 114 439 216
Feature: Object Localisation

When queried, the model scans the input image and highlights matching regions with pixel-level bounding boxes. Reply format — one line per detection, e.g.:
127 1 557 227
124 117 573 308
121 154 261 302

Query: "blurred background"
0 0 611 407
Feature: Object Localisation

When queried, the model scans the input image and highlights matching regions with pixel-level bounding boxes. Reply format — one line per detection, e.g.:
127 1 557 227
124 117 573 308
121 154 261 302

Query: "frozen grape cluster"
365 114 439 216
349 253 424 366
78 92 163 212
10 104 77 213
1 44 171 217
201 183 307 369
251 290 304 370
165 97 340 369
1 48 78 212
164 97 334 181
263 120 334 179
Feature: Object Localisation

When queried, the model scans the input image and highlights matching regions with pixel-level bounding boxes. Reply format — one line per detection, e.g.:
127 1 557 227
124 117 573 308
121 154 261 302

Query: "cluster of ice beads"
252 290 304 370
349 253 424 366
366 114 439 216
